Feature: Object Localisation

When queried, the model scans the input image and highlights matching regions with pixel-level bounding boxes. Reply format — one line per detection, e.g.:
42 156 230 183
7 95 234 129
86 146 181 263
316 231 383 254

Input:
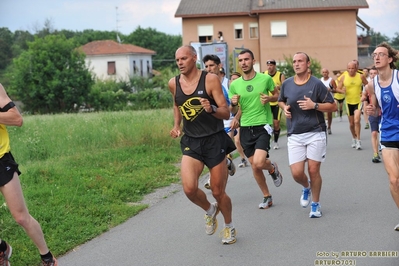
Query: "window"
140 60 143 76
271 21 287 37
198 25 213 43
249 23 259 39
133 60 137 74
147 60 151 76
107 61 116 75
234 23 243 39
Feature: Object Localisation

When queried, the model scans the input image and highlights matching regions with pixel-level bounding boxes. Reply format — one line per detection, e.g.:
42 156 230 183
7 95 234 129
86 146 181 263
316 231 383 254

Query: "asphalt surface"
58 116 399 266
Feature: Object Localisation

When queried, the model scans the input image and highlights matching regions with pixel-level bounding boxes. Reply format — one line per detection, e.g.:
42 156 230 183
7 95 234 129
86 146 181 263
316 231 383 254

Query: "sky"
0 0 398 38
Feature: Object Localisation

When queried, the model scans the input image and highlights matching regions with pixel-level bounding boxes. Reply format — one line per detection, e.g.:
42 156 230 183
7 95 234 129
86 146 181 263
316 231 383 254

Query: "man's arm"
365 82 380 117
0 84 23 127
204 74 230 120
168 78 182 138
335 75 346 94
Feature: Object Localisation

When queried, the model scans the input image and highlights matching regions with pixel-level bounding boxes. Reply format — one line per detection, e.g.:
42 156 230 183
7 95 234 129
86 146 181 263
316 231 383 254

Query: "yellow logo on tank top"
178 97 203 121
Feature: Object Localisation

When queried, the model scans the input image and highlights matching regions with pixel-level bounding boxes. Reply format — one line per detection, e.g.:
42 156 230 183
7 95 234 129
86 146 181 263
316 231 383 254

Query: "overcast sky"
1 0 398 38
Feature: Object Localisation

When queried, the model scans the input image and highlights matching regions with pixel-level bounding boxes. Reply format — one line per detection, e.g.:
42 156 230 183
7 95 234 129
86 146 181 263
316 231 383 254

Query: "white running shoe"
204 202 219 235
220 227 237 244
355 140 362 150
204 178 211 190
351 139 356 148
309 202 322 218
300 187 311 208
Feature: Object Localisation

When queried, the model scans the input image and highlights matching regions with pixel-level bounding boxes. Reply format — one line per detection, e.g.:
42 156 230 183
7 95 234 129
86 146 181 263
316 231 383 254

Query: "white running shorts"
287 132 327 165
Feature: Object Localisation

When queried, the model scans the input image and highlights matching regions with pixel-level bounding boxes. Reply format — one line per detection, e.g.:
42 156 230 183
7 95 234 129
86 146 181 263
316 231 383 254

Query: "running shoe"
309 202 322 218
226 154 236 176
365 123 369 129
300 187 311 208
327 128 332 135
394 224 399 231
372 154 381 163
351 139 356 148
0 242 12 266
269 162 283 187
355 140 362 150
41 257 58 266
339 116 342 122
273 142 279 150
259 195 273 209
204 202 219 235
204 178 211 189
238 158 247 168
220 227 237 244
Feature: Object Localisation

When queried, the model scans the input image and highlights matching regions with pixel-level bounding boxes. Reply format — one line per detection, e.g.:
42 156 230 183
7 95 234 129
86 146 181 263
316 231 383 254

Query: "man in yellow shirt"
264 59 285 149
337 61 368 149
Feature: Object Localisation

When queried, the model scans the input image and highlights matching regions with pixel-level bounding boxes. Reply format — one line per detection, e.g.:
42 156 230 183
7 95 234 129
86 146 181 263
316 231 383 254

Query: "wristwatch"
314 103 319 110
211 105 217 114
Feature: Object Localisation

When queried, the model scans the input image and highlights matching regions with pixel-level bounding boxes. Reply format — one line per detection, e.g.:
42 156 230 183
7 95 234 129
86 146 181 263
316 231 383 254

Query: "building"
80 40 156 81
175 0 370 73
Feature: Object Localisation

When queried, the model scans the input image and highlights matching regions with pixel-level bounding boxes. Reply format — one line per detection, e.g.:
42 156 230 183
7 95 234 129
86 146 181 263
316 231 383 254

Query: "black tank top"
175 71 224 138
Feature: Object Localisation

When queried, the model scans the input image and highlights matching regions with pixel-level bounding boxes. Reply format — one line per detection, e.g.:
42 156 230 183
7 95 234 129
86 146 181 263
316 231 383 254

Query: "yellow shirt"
264 70 281 106
343 72 363 104
0 124 10 158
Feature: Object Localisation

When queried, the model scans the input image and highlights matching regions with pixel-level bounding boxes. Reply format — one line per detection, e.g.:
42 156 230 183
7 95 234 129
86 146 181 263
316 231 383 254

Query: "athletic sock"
273 129 280 143
0 240 7 252
206 204 216 216
225 222 234 228
40 251 54 261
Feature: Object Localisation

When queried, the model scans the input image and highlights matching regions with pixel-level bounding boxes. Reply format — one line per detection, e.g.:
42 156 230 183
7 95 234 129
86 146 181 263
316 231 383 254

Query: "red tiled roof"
80 40 156 56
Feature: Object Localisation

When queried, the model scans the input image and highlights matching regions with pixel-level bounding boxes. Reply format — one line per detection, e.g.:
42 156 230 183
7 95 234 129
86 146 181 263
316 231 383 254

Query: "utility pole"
116 6 121 43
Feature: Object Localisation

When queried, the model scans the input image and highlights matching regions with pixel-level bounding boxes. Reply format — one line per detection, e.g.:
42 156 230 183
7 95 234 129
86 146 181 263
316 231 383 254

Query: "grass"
1 109 182 265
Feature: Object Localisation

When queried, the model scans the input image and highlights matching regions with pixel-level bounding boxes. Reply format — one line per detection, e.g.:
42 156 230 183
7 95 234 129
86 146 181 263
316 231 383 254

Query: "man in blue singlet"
366 42 399 231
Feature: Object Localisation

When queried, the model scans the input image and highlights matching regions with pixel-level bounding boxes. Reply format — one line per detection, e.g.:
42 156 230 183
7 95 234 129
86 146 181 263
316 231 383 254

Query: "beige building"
175 0 370 73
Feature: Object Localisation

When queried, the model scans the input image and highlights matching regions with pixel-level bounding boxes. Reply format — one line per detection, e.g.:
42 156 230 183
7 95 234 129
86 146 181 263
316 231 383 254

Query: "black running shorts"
0 152 21 187
180 131 236 169
240 125 271 159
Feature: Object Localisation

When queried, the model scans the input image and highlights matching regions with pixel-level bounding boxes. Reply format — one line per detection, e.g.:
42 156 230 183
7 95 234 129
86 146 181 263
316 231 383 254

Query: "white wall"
85 54 153 82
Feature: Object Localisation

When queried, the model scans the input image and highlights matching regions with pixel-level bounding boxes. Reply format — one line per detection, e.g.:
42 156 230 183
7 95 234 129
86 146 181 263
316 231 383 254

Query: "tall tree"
0 28 13 70
126 27 181 70
8 35 93 113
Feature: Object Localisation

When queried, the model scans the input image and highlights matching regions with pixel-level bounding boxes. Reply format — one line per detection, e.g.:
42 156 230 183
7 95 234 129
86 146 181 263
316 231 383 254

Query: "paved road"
59 116 399 266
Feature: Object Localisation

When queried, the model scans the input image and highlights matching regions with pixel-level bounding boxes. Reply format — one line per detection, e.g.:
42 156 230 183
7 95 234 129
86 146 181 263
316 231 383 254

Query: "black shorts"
334 98 345 104
180 131 236 169
270 105 282 121
0 152 21 187
240 125 271 158
346 103 361 116
381 141 399 149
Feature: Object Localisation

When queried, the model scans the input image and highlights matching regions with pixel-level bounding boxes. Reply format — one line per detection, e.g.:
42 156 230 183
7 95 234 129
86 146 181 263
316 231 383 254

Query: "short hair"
231 72 241 77
295 52 310 62
202 54 221 65
178 45 197 56
376 42 398 69
239 49 254 59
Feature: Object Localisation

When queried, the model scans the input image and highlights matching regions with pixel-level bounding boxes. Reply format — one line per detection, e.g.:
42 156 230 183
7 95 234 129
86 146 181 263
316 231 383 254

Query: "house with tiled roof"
80 40 156 81
175 0 371 74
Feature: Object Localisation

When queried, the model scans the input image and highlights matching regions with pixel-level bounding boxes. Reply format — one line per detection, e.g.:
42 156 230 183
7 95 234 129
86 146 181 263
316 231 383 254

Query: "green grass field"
1 110 182 265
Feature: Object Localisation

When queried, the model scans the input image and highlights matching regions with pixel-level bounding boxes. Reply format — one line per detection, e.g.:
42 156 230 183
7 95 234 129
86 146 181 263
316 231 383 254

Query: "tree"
8 34 94 113
0 27 14 70
126 27 181 70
